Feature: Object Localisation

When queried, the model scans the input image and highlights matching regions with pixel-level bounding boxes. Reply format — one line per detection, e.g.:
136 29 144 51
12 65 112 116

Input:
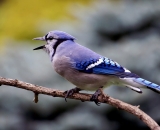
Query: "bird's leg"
64 87 81 102
90 86 104 106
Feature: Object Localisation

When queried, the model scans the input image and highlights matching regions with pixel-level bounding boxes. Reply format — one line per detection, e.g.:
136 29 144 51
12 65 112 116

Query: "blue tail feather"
134 78 160 93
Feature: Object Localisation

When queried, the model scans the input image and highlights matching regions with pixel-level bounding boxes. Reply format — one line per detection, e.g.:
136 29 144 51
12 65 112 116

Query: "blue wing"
73 56 160 93
73 57 136 77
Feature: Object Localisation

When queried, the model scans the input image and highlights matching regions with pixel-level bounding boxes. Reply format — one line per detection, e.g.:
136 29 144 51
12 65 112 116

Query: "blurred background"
0 0 160 130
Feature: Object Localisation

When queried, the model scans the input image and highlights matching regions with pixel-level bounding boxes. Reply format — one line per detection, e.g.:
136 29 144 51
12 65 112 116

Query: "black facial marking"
52 39 67 57
45 34 48 41
45 34 54 41
48 36 54 40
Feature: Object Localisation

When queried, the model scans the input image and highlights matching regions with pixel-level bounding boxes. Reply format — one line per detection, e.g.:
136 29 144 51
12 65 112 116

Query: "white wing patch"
124 68 131 72
86 58 103 70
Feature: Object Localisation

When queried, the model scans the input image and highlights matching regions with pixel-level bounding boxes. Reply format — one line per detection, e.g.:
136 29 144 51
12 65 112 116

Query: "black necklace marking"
45 34 48 41
51 39 67 58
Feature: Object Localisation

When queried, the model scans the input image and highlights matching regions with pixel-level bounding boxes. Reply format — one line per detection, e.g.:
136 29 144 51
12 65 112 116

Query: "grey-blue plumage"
33 30 160 105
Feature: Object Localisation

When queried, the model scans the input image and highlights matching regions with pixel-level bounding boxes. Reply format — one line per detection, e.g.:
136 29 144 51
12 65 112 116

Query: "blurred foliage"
0 0 92 43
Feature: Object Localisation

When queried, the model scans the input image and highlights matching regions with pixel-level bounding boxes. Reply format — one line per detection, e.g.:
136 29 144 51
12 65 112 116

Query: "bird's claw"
90 87 103 106
64 89 74 102
64 88 81 102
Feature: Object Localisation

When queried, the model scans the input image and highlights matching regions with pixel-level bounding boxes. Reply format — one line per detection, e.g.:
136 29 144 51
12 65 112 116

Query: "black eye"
48 36 54 40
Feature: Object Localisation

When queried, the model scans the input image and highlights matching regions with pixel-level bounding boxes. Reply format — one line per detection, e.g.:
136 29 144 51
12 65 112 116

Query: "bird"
33 30 160 105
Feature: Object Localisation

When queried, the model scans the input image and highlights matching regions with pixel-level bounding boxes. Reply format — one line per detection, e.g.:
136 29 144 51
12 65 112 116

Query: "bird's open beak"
33 36 46 50
33 45 45 50
33 36 46 41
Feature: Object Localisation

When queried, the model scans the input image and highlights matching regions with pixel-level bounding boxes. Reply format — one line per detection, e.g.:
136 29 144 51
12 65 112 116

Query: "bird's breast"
53 55 72 76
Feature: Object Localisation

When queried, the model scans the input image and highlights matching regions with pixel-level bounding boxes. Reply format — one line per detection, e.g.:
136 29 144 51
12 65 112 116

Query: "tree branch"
0 77 159 130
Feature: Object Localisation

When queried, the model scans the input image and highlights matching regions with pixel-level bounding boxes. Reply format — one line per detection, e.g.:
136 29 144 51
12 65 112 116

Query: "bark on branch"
0 77 159 130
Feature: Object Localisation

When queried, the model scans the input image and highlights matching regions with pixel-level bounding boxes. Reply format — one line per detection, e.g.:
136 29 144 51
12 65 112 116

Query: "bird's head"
33 30 75 60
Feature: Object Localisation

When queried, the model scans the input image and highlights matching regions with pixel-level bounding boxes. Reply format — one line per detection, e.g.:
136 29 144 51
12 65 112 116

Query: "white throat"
44 39 58 61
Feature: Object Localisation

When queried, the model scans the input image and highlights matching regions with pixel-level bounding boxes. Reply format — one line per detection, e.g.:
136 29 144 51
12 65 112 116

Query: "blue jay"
33 30 160 105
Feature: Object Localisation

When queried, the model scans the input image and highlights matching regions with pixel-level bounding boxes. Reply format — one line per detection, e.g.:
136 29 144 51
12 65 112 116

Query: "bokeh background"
0 0 160 130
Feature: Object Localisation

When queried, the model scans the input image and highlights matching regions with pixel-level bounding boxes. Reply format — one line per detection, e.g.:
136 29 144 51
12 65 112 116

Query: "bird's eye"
48 36 54 40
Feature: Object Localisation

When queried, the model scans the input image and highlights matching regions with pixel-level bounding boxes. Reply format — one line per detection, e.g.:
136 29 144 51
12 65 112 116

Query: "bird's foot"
90 87 104 106
64 87 81 102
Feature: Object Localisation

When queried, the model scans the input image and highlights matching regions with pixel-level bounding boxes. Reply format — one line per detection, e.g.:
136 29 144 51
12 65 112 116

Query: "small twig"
33 92 39 103
0 77 159 130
